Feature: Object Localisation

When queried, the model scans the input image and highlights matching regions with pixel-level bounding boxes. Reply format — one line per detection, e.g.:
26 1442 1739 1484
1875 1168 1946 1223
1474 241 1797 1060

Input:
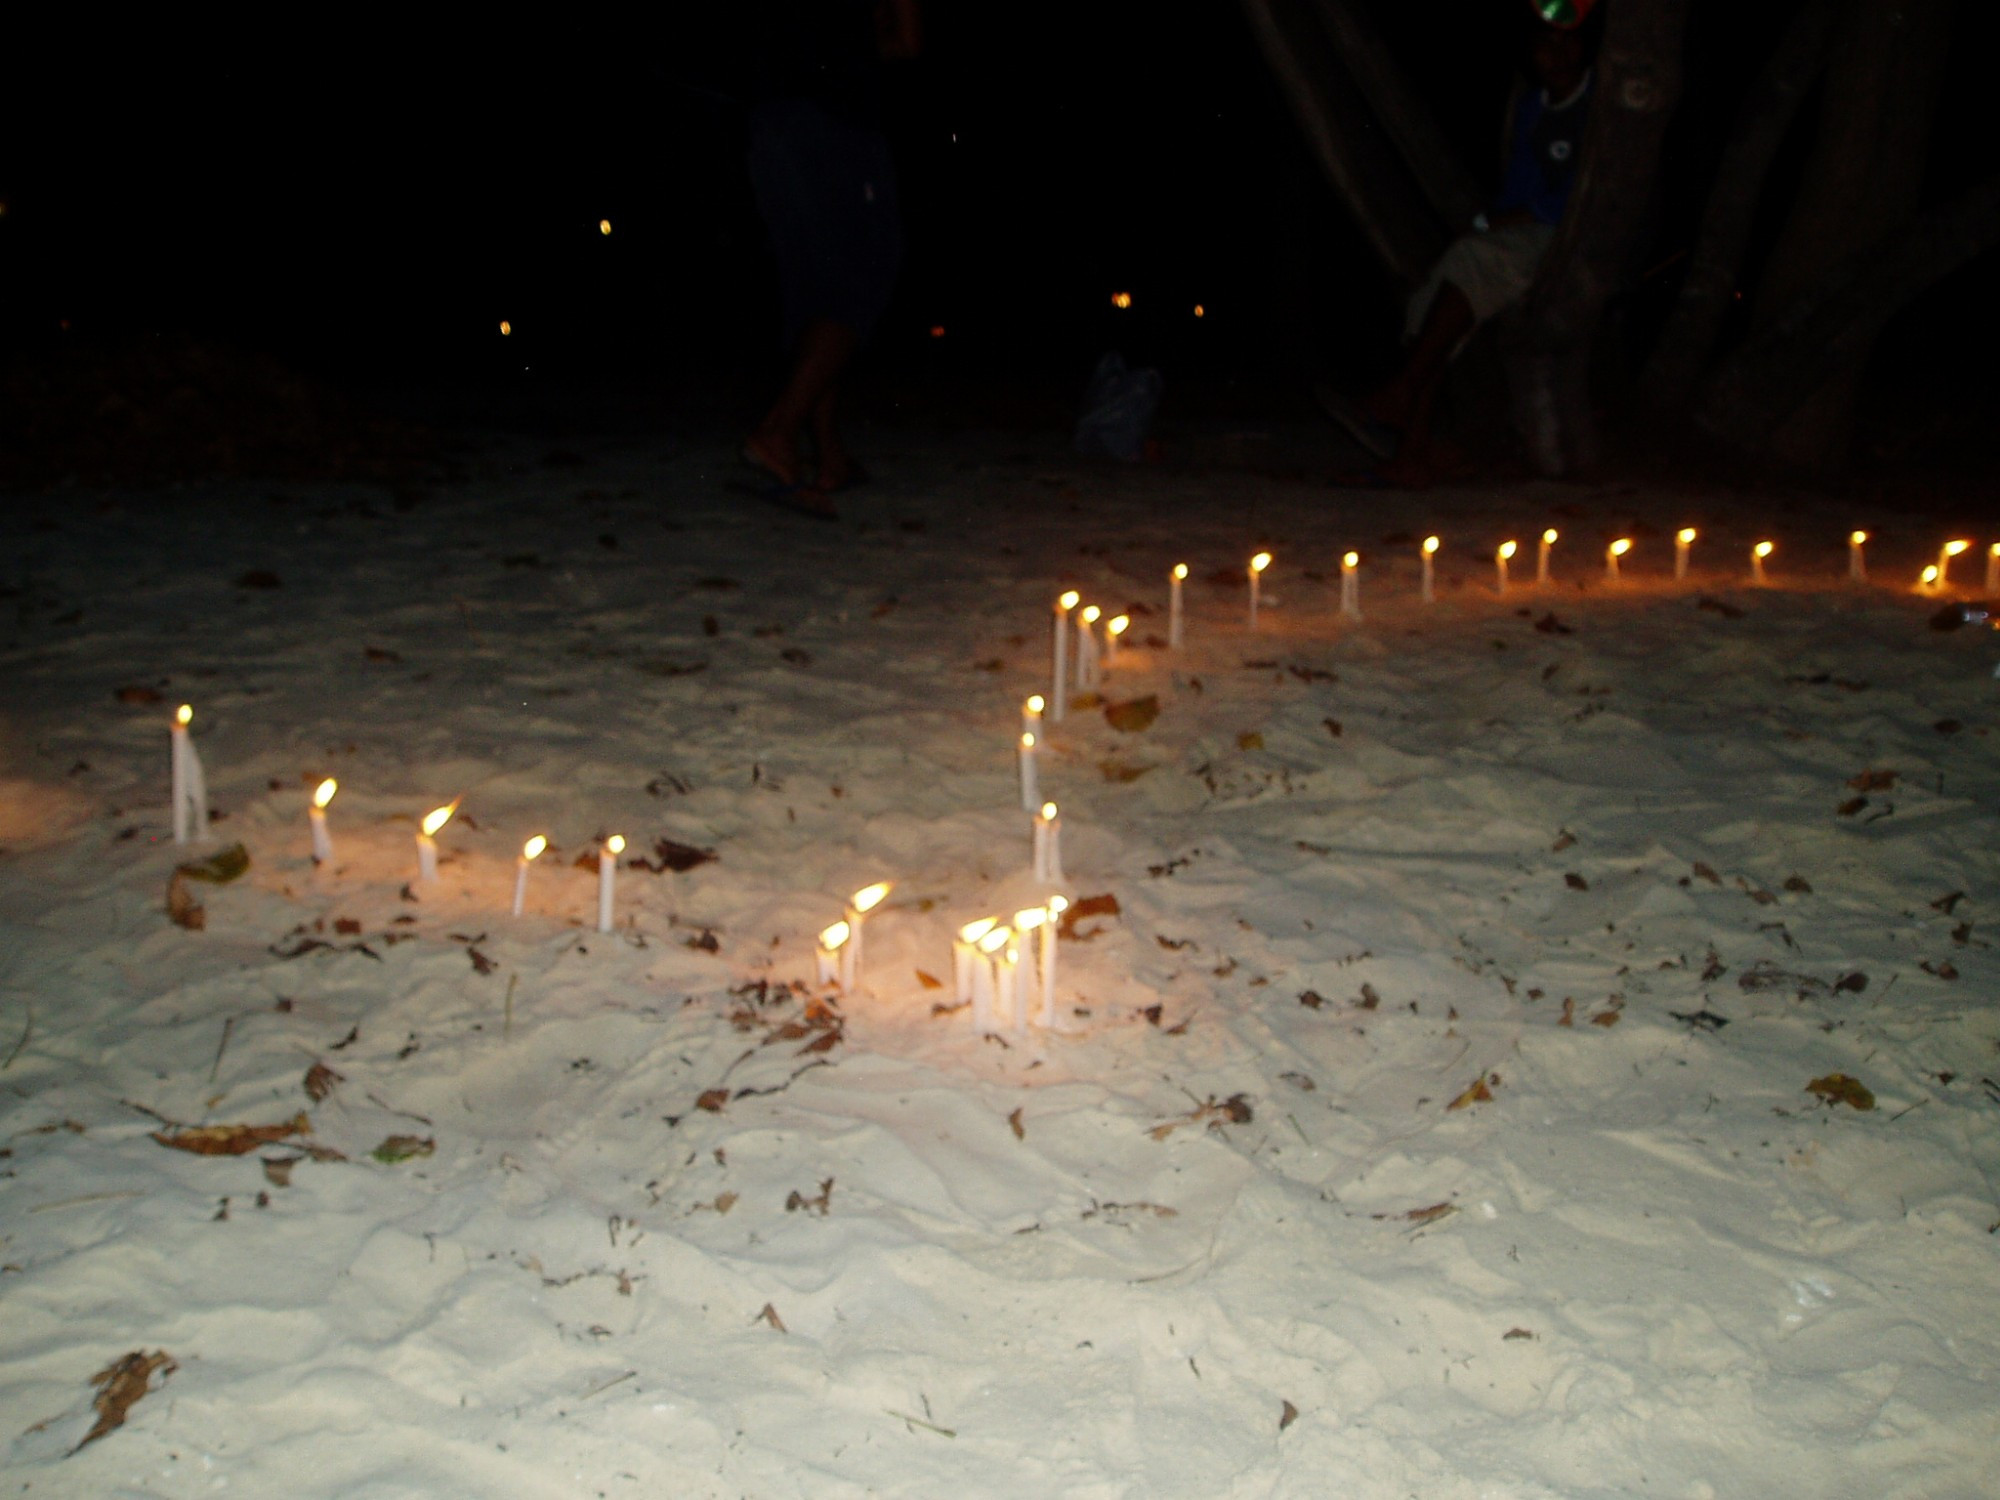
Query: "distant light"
1111 292 1133 310
599 219 612 235
499 320 512 336
929 325 946 338
1193 304 1205 318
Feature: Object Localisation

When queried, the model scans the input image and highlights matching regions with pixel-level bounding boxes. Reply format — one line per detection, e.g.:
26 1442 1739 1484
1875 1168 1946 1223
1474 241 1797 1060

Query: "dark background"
1 3 1990 442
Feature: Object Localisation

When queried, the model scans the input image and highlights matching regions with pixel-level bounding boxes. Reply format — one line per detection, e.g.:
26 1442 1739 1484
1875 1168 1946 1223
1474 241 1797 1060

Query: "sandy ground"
2 430 1998 1499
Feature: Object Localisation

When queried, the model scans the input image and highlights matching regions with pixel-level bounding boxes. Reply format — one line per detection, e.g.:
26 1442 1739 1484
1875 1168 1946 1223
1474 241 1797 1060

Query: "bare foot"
742 428 802 487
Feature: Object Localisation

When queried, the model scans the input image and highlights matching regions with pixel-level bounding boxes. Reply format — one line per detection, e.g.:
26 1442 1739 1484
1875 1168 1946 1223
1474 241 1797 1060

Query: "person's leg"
1370 280 1475 439
745 319 860 486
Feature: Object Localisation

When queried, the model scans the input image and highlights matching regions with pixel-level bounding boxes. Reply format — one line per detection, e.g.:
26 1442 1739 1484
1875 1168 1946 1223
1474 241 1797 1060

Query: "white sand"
2 435 1998 1497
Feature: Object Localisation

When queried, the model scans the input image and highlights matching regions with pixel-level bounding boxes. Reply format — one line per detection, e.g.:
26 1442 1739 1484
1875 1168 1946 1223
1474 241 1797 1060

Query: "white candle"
1674 527 1696 582
1938 539 1969 591
308 777 337 865
1013 906 1051 1030
1537 528 1557 587
417 801 456 883
1051 591 1079 721
843 881 890 992
1077 606 1101 689
1032 800 1064 882
1248 551 1271 629
1022 694 1044 742
1494 540 1516 596
511 834 546 916
973 925 1010 1032
1606 537 1631 584
1168 563 1187 648
1019 732 1039 812
169 704 208 845
1420 536 1438 604
1040 895 1067 1026
1104 614 1129 665
817 919 850 989
1751 540 1773 586
954 917 997 1005
596 834 625 933
1339 551 1361 621
1848 530 1868 582
1005 940 1027 1038
1987 543 1999 595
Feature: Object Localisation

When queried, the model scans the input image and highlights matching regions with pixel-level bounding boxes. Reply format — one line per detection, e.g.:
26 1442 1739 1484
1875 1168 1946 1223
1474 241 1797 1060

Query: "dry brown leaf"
75 1350 176 1453
1502 1327 1536 1341
1806 1073 1875 1110
302 1062 342 1102
152 1113 310 1156
1008 1107 1025 1141
1058 893 1121 940
714 1191 738 1215
1374 1201 1456 1226
1836 795 1868 817
1589 1008 1622 1028
695 1088 730 1113
1557 997 1576 1027
757 1303 787 1333
1279 1400 1299 1432
1551 830 1576 852
260 1156 297 1188
1446 1074 1497 1111
1846 768 1897 791
1104 695 1160 733
166 872 204 931
1237 731 1264 751
915 969 944 990
1692 861 1722 885
1564 872 1589 891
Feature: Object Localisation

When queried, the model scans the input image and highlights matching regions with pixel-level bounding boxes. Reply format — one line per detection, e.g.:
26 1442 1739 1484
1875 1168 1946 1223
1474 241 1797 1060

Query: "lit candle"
1495 540 1516 596
511 834 546 916
1169 563 1187 648
1104 614 1130 665
1077 605 1102 689
817 920 850 988
417 801 456 883
843 881 891 991
1248 551 1271 629
1339 551 1361 621
1537 528 1557 586
169 705 208 845
1019 731 1039 812
308 777 337 865
954 917 998 1005
1420 536 1439 604
1032 800 1064 882
973 925 1011 1032
1014 906 1049 1031
1040 895 1067 1026
1051 591 1079 721
1751 540 1774 586
1920 563 1941 592
1848 530 1868 583
1674 527 1696 582
1938 539 1970 591
1987 543 1999 595
1606 537 1631 584
1022 694 1044 742
1004 938 1027 1037
596 834 625 933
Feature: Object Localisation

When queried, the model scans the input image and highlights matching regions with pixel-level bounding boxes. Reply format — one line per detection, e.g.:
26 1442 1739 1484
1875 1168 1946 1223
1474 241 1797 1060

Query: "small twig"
581 1369 636 1401
884 1409 957 1438
2 1000 31 1071
31 1190 144 1215
503 973 518 1042
208 1016 236 1085
1887 1096 1930 1123
120 1098 181 1128
366 1092 433 1126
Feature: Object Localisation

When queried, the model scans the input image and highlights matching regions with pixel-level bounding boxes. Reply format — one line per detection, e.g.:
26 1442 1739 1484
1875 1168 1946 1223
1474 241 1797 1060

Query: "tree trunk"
1636 0 1837 413
1514 0 1692 476
1750 0 1955 464
1238 0 1449 283
1304 0 1484 233
1692 172 2000 450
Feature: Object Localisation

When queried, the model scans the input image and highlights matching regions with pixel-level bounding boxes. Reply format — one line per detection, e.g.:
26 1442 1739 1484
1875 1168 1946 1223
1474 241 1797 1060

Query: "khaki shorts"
1405 222 1556 340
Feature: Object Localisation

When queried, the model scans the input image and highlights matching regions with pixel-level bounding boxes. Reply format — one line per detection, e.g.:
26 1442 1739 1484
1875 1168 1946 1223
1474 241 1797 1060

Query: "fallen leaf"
1298 989 1325 1010
695 1088 730 1113
1279 1071 1316 1090
74 1351 176 1453
757 1302 787 1332
1390 1201 1457 1226
152 1113 310 1156
714 1191 738 1214
1834 972 1867 993
1697 595 1744 618
1533 613 1573 635
1104 695 1160 733
166 872 204 930
260 1156 297 1187
1446 1074 1497 1111
1806 1073 1875 1111
915 969 943 990
370 1134 435 1163
302 1062 342 1102
1920 959 1959 981
1692 861 1722 885
654 839 717 872
1932 891 1965 915
1589 1008 1622 1028
1008 1107 1025 1140
1502 1327 1536 1341
467 948 496 975
1059 893 1121 940
1551 830 1575 852
1565 872 1589 891
1358 983 1381 1010
1836 796 1868 816
1670 1008 1729 1031
1784 874 1813 893
1322 718 1343 738
1558 997 1576 1027
1237 731 1264 751
1847 768 1897 792
175 843 250 884
1279 1400 1299 1432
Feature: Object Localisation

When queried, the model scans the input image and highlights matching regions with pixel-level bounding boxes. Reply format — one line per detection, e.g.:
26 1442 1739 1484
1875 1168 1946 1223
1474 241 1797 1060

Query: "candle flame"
1542 528 1558 545
1192 304 1205 318
1422 535 1439 555
1990 543 2000 557
1851 530 1868 546
1014 906 1048 930
1058 590 1080 611
522 835 547 861
959 917 998 944
1080 605 1101 625
851 881 890 914
420 802 457 837
1609 539 1632 558
1048 894 1069 915
499 320 512 336
979 926 1011 954
1111 291 1132 309
1025 694 1045 714
1944 539 1970 557
1922 564 1941 584
598 219 611 235
176 704 193 726
1107 614 1130 637
820 920 851 951
605 834 626 855
1677 527 1697 545
1497 540 1517 562
1022 732 1036 750
1250 552 1271 574
1172 562 1188 580
1754 541 1774 558
312 777 337 809
1040 801 1058 821
1342 551 1359 569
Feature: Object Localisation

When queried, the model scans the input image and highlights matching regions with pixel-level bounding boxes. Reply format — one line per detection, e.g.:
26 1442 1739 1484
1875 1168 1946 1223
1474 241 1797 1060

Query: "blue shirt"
1494 74 1592 227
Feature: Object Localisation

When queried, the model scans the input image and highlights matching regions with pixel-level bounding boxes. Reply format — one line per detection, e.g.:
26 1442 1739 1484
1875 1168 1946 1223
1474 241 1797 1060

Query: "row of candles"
168 706 629 933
